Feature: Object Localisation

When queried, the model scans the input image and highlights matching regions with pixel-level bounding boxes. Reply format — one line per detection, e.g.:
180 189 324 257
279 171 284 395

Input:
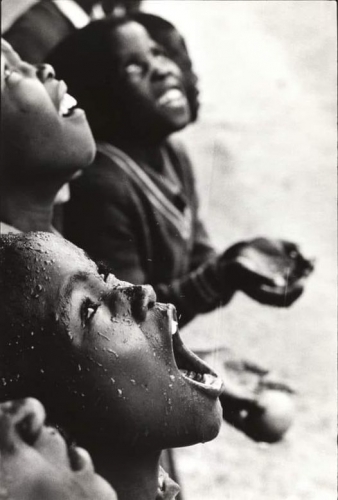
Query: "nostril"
36 63 55 81
131 285 156 322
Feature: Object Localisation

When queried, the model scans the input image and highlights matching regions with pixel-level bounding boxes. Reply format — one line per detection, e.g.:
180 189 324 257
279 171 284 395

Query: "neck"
0 177 61 233
92 448 161 500
116 140 166 173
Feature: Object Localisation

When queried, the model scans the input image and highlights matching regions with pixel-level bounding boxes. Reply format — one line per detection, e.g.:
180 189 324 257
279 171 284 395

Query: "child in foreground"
0 231 228 500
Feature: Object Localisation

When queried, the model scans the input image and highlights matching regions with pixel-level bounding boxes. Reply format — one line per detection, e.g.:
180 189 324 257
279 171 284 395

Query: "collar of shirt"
52 0 105 28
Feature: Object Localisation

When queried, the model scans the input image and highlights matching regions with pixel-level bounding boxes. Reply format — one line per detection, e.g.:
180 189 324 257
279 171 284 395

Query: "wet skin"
5 233 223 452
1 40 95 178
0 398 117 500
110 21 191 141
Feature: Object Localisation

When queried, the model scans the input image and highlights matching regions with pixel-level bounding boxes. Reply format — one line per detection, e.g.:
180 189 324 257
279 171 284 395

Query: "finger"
235 259 283 287
243 282 304 307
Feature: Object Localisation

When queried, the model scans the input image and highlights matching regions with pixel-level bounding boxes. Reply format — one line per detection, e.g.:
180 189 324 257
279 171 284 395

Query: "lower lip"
63 108 86 122
159 97 187 109
181 371 224 399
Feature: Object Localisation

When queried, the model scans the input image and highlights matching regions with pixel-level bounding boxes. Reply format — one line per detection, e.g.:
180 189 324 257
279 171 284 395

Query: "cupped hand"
221 238 314 307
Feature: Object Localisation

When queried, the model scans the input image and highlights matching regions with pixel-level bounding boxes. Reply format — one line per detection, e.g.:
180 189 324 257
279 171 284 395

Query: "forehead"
1 39 21 67
24 235 97 277
111 21 155 58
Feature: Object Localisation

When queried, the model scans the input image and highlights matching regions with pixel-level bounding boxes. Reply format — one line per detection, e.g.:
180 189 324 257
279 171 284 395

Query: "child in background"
0 398 118 500
0 39 95 234
49 18 313 327
0 231 227 500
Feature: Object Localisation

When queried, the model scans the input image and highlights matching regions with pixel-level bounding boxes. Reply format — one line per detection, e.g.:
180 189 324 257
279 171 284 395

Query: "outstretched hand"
221 238 314 307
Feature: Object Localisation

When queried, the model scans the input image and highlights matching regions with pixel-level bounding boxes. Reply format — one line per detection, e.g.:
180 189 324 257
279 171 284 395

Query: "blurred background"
2 1 337 499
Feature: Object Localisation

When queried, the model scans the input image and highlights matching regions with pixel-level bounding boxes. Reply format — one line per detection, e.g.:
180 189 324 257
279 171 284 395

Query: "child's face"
0 398 117 500
111 22 191 139
13 234 223 450
1 40 95 177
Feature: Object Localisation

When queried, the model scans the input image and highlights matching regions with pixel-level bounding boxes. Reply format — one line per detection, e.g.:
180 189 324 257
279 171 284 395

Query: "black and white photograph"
0 1 336 499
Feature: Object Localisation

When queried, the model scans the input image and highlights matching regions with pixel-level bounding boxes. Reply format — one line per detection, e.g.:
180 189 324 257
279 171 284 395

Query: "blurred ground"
144 2 337 500
2 1 337 499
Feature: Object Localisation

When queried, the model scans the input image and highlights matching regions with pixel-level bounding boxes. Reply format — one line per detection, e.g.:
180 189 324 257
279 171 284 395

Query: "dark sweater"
65 139 227 325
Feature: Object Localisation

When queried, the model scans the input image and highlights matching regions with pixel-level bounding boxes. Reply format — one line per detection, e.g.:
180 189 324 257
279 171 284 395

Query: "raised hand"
221 238 314 307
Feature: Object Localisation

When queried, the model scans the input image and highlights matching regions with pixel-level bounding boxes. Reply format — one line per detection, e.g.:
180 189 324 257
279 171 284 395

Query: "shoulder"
71 150 134 201
5 1 66 32
4 1 72 63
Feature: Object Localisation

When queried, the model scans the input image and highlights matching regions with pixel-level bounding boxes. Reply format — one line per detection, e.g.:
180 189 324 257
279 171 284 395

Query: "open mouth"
58 92 78 117
169 312 223 398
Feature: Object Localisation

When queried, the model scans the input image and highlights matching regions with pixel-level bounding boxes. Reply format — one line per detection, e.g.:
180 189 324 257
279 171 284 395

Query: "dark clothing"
4 0 75 64
65 139 226 326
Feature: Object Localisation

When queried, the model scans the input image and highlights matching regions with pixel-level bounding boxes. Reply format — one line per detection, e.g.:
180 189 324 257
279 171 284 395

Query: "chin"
193 398 223 444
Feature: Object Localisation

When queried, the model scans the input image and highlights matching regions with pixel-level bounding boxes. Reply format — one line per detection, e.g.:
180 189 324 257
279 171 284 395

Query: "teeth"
59 93 77 116
202 373 215 386
158 88 184 106
171 319 178 336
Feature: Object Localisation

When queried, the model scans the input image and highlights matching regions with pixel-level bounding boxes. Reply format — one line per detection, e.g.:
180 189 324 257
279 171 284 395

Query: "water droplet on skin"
110 378 115 384
130 379 136 385
117 389 123 397
97 331 110 341
107 349 119 358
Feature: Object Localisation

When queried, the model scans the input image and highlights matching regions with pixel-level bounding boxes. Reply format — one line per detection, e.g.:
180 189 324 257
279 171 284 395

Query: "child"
0 231 226 500
49 18 313 327
0 398 118 500
3 0 141 64
0 38 95 234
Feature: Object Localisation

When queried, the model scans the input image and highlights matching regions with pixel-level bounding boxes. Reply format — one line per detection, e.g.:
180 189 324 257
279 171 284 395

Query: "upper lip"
154 79 185 101
54 79 68 112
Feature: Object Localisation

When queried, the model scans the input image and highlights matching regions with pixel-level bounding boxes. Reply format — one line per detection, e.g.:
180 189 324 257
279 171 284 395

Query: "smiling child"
0 231 225 500
49 18 313 327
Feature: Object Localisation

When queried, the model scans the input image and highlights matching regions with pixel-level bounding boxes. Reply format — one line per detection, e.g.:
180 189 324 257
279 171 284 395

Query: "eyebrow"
62 271 93 304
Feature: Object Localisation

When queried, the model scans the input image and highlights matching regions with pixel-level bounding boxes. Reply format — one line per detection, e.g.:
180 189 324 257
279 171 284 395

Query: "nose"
35 63 55 83
130 285 156 322
0 398 45 449
150 56 174 81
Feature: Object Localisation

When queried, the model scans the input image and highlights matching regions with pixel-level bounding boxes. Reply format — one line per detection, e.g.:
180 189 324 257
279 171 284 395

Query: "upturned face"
111 21 191 141
0 40 95 179
6 234 223 451
0 398 117 500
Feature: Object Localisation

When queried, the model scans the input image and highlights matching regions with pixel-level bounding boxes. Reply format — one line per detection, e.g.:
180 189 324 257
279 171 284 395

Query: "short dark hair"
48 17 130 142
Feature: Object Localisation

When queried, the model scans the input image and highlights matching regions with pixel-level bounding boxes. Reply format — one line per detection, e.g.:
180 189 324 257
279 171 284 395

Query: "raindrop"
107 349 119 359
130 379 136 385
110 378 115 384
117 388 123 397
